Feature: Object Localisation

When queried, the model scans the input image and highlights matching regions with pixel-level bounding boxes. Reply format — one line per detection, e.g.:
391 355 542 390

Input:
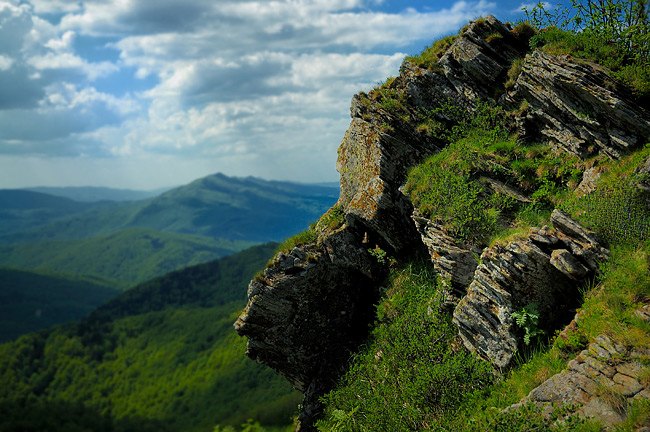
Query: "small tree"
524 0 650 63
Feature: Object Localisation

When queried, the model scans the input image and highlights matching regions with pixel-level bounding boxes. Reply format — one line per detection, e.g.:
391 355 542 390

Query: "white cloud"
27 0 82 14
1 0 510 188
27 52 119 80
43 82 140 115
0 54 14 70
44 30 75 51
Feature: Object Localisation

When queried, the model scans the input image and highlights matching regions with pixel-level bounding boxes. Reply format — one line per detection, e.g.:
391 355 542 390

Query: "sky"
0 0 533 190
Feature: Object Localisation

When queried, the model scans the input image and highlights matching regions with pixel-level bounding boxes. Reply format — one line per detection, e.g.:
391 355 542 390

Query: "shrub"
512 21 537 42
560 179 650 246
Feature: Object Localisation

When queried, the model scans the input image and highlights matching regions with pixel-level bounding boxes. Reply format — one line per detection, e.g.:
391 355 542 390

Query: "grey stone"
503 51 650 159
413 213 482 290
550 248 590 280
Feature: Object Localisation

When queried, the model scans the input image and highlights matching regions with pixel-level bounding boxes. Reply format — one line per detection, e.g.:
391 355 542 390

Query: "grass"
273 225 317 255
405 122 583 246
314 244 650 431
316 205 345 232
505 57 525 89
316 261 493 432
405 34 458 71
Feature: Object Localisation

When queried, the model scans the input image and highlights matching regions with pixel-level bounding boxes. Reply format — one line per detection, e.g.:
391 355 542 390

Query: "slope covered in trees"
0 267 120 343
0 228 252 286
0 243 300 432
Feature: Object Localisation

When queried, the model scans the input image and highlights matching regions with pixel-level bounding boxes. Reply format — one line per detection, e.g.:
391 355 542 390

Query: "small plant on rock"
511 303 545 345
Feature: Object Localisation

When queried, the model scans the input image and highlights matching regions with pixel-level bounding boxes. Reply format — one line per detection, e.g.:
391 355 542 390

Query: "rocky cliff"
235 15 650 430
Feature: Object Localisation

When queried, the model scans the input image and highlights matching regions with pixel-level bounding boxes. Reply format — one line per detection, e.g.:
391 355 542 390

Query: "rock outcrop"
235 14 650 431
237 17 533 428
234 226 386 430
509 306 650 429
453 210 609 370
504 50 650 158
439 16 529 101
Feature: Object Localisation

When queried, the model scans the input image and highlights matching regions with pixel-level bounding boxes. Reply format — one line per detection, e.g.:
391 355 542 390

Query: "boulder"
453 210 609 370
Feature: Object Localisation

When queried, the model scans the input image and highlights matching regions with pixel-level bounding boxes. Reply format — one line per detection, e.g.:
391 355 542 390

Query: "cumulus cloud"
0 0 517 188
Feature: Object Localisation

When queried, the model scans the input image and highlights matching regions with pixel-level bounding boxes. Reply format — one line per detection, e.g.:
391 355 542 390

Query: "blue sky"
0 0 533 189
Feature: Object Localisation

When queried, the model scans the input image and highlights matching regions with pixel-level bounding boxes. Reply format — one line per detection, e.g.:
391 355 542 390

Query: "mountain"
0 190 96 237
127 174 340 241
0 243 299 432
1 173 339 245
0 228 254 285
0 173 338 289
25 186 173 203
0 267 120 343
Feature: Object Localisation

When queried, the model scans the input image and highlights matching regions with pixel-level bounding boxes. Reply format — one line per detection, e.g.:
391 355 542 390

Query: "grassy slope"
0 228 254 286
0 243 300 432
0 267 121 343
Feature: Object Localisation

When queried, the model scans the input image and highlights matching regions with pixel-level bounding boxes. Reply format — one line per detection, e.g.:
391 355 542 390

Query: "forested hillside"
0 243 299 432
0 190 95 237
0 228 253 285
0 268 120 343
26 186 171 203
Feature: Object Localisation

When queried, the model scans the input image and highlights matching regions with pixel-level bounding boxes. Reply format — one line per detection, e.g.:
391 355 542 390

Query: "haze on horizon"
0 0 530 190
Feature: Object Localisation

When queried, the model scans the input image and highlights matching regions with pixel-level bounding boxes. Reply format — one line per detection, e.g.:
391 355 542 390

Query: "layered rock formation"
412 213 481 291
234 226 386 429
235 14 650 430
337 14 530 254
504 50 650 158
